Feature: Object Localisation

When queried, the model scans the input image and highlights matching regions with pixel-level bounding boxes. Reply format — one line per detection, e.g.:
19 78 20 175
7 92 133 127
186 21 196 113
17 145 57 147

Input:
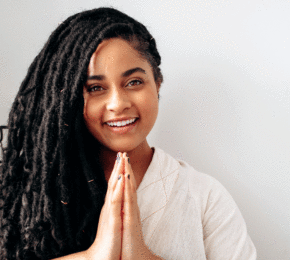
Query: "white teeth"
107 118 137 127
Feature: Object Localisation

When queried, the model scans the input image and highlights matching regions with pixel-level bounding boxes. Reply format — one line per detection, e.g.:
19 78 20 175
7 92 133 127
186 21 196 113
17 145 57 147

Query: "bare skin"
52 154 125 260
99 139 154 189
53 39 163 259
53 153 163 260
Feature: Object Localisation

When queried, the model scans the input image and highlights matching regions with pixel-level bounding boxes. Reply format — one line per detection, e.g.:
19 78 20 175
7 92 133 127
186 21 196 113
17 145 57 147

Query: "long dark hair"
0 7 163 259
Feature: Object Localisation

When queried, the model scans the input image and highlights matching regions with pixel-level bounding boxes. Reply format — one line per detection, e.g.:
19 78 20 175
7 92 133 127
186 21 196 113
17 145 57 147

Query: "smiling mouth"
106 118 138 127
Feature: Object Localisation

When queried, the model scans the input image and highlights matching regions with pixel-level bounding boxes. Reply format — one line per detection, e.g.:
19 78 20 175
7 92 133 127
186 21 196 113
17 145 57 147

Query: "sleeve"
202 178 257 260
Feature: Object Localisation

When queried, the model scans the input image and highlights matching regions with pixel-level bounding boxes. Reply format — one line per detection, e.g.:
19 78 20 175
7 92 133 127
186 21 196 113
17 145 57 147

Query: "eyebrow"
122 67 146 77
86 67 146 81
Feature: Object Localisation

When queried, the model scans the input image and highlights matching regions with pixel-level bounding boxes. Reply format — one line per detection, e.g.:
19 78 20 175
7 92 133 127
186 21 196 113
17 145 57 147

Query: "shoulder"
177 159 217 192
174 156 245 221
153 147 231 208
154 148 245 224
153 148 257 259
152 147 247 213
156 149 225 201
154 147 222 189
178 159 235 204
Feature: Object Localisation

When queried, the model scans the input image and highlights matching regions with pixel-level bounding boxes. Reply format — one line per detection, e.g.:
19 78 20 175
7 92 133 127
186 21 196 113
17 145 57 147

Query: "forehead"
87 38 149 75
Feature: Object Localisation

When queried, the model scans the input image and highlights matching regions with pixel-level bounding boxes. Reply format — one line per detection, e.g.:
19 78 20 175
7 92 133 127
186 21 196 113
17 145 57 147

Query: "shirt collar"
137 147 180 222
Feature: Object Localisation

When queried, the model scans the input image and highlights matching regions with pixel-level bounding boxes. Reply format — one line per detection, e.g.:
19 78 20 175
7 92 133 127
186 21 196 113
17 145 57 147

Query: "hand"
121 153 163 260
86 153 124 260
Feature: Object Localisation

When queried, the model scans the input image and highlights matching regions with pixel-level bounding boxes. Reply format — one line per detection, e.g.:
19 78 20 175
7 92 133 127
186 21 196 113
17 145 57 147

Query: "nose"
106 88 131 113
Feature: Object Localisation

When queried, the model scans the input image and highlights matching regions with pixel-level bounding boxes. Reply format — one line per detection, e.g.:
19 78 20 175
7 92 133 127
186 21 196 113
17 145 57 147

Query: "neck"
99 140 154 189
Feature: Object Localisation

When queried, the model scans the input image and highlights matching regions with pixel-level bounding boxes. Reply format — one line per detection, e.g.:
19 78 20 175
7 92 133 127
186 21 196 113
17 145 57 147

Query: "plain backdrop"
0 0 289 259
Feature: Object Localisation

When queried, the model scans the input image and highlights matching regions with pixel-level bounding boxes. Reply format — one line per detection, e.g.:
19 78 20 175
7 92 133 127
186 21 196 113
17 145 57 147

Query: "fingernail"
128 157 130 164
128 174 130 180
116 153 120 163
118 175 121 180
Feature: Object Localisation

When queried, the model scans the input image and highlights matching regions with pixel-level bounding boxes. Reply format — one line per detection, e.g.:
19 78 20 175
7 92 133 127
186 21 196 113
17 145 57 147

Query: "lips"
105 117 138 135
106 117 138 127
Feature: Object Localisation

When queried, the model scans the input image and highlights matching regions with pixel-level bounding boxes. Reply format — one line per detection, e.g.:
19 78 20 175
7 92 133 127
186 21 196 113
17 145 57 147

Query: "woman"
0 7 256 259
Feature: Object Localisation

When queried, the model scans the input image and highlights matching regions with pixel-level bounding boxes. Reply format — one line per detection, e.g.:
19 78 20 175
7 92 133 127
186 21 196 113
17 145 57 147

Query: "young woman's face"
83 38 160 153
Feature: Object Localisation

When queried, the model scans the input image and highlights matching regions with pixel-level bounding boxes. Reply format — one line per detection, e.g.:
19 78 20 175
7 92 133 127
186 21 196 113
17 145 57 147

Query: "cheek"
83 98 102 126
140 92 159 121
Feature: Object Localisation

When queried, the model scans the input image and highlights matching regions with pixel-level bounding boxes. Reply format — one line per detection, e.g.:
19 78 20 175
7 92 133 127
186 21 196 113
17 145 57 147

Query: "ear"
156 82 161 93
156 82 161 100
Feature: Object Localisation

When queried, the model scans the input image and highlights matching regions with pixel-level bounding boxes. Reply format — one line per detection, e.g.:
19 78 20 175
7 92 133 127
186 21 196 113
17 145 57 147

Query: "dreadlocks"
0 7 163 259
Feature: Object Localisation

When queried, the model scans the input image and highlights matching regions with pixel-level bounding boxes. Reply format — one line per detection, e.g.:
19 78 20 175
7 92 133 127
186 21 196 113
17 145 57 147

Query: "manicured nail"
128 174 130 180
118 175 121 180
116 153 120 163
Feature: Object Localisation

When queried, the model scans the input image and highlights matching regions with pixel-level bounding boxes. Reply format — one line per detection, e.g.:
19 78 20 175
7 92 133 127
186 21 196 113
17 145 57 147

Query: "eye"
87 85 104 93
127 79 143 87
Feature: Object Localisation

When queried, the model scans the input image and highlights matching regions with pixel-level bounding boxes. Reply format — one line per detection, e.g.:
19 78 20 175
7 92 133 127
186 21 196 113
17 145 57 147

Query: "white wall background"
1 0 289 259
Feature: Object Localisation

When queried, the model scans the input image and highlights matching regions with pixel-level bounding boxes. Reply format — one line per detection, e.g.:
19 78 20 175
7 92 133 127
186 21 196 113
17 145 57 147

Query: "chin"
102 139 146 154
100 143 135 153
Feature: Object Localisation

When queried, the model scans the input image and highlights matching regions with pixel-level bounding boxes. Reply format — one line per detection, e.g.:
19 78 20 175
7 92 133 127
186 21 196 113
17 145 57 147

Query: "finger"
123 159 137 222
107 153 124 199
124 153 142 221
108 152 121 187
98 173 124 240
124 153 137 190
104 154 118 204
105 154 124 208
110 173 124 217
123 169 132 224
